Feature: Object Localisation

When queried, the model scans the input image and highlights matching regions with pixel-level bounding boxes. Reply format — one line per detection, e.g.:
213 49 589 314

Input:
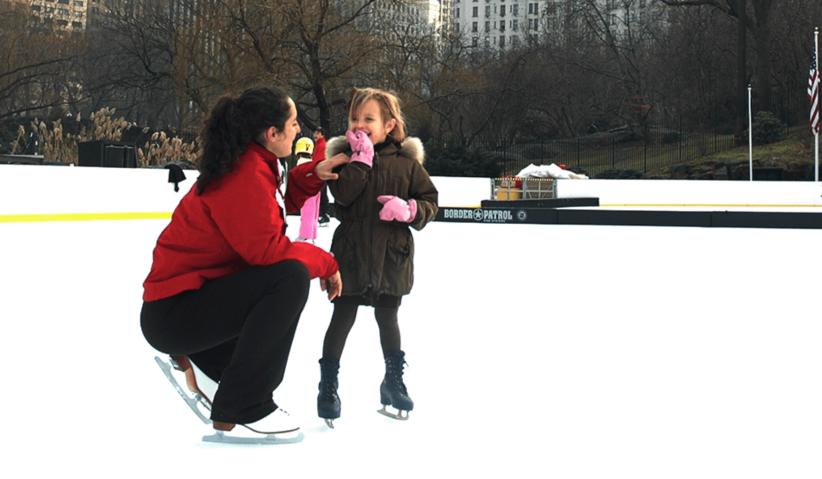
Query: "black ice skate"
155 355 215 424
378 350 413 420
317 357 341 428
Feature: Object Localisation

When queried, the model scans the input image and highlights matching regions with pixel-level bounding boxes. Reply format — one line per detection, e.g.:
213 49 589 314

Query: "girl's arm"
406 162 439 231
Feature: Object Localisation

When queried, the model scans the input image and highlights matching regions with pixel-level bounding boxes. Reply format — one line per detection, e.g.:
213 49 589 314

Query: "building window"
74 1 83 6
485 5 490 17
72 21 83 29
500 36 506 47
500 21 505 32
473 21 478 32
485 21 490 32
485 36 490 47
500 5 505 16
455 7 459 18
473 37 479 47
473 6 478 17
512 19 518 31
513 4 518 15
57 0 69 4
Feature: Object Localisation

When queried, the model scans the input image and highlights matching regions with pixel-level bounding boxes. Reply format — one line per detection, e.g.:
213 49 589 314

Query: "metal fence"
473 87 809 177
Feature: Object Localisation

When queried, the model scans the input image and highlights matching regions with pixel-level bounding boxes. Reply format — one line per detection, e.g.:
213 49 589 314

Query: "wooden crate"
521 178 555 199
494 178 522 200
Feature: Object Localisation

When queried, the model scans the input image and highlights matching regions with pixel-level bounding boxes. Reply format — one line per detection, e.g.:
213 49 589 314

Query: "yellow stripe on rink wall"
0 212 173 223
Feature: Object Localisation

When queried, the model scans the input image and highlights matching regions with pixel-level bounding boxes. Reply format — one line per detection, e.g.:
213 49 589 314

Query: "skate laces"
319 360 340 400
387 357 409 394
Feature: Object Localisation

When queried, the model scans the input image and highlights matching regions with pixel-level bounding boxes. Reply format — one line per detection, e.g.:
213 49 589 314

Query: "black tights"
322 302 400 359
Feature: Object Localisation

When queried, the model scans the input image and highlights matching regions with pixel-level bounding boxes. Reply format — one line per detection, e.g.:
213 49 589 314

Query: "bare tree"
0 3 80 120
660 0 777 111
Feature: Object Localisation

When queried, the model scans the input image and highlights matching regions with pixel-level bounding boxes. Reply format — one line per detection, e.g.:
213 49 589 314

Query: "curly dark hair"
196 86 292 195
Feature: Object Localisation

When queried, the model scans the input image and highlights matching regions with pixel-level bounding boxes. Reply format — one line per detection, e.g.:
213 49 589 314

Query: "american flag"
809 47 820 135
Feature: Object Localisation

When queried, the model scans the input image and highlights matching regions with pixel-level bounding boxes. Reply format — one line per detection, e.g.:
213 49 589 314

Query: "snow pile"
516 163 588 180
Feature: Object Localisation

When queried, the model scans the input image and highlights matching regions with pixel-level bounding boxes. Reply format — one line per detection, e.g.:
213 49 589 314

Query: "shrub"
594 168 647 179
750 111 785 145
424 140 502 178
661 131 680 144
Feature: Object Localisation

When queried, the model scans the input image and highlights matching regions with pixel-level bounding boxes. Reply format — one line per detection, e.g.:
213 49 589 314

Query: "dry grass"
9 109 198 166
137 131 199 167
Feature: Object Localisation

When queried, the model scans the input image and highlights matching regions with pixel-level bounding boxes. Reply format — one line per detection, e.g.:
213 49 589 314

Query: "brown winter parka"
326 135 439 299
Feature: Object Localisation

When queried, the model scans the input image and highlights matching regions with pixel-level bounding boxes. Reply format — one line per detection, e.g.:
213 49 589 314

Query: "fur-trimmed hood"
326 135 425 165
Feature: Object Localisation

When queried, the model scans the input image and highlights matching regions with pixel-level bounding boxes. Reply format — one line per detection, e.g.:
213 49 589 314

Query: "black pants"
141 261 310 424
319 184 330 217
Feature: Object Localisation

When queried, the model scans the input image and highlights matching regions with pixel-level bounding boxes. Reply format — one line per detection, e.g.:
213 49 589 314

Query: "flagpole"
816 28 819 182
748 84 753 181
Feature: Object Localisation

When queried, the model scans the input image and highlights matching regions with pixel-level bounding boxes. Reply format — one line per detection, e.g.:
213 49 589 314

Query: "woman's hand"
315 154 350 181
321 271 343 301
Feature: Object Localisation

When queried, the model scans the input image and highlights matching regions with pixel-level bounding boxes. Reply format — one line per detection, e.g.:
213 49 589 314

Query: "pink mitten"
346 130 374 167
377 195 417 223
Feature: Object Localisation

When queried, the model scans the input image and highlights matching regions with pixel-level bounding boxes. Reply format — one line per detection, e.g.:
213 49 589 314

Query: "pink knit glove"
346 130 374 167
377 196 417 223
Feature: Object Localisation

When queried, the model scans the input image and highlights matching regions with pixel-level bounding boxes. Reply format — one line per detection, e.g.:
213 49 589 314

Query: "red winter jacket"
143 141 338 301
312 136 326 162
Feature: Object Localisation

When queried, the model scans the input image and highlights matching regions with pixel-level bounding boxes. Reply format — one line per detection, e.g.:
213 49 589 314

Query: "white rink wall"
0 164 198 215
2 164 821 218
557 178 822 207
0 165 492 216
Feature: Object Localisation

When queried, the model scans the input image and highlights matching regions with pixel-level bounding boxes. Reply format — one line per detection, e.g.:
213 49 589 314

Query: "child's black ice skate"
317 357 341 428
378 350 413 420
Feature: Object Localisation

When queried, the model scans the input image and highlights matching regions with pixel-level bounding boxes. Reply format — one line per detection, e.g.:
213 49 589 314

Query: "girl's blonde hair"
348 87 406 143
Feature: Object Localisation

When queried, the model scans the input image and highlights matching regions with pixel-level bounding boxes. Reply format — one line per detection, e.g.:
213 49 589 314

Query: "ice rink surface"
2 214 820 479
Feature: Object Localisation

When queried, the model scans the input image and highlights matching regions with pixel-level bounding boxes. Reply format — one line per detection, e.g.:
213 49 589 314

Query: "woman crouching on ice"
141 86 345 442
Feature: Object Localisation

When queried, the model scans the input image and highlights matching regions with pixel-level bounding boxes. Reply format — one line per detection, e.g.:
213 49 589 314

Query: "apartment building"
600 0 667 35
447 0 547 48
448 0 667 49
27 0 105 30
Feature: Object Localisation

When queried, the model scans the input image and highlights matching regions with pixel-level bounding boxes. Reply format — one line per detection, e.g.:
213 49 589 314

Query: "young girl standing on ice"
317 87 438 426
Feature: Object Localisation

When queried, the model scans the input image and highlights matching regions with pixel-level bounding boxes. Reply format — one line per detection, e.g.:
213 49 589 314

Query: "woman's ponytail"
196 87 290 195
